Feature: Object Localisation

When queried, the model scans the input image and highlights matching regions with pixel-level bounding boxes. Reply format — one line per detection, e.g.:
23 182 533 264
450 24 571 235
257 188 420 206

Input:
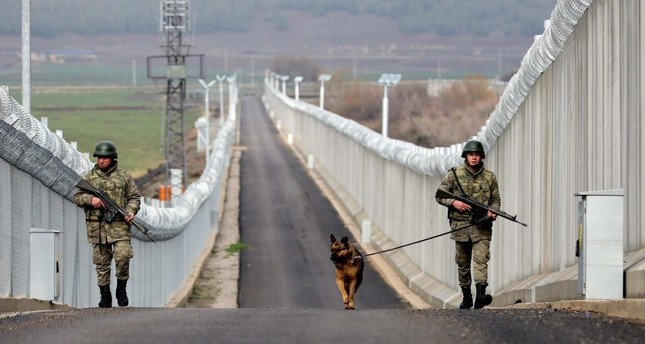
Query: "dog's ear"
341 236 349 245
330 234 336 243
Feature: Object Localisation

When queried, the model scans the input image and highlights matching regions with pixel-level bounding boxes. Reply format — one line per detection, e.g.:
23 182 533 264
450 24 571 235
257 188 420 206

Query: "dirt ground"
184 148 242 308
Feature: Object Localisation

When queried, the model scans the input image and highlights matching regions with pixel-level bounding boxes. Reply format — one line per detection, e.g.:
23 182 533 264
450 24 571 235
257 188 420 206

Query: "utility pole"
21 0 31 113
147 0 204 200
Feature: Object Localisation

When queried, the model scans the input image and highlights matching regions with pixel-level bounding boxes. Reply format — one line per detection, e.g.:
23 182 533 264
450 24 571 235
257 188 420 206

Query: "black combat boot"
474 283 492 309
459 285 473 309
116 279 129 307
98 284 112 308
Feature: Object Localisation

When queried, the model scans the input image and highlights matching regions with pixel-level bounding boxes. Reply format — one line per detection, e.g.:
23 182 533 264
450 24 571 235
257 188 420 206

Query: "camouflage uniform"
73 163 141 286
436 163 501 288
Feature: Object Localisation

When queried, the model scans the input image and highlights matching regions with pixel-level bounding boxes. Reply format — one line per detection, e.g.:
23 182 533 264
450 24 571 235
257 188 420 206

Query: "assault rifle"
435 188 527 227
76 178 156 242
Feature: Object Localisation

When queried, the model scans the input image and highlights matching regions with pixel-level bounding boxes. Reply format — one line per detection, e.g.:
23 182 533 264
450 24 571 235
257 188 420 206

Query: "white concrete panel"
29 229 59 301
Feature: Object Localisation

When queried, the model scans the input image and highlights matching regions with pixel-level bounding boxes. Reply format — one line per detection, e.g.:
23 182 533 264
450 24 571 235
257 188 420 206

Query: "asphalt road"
1 307 643 344
0 96 643 343
237 96 405 309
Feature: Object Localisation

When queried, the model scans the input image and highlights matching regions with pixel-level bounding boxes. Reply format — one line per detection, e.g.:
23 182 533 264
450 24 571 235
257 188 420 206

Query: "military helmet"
461 140 485 159
93 141 118 159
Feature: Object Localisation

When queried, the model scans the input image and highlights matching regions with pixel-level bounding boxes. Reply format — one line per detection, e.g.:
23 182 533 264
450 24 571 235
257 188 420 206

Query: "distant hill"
0 0 559 80
0 0 557 38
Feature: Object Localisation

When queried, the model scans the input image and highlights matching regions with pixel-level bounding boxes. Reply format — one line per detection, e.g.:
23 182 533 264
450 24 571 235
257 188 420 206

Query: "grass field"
27 86 201 177
2 64 138 86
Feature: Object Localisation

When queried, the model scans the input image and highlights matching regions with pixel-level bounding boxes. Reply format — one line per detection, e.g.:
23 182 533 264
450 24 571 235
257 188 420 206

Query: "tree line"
0 0 556 38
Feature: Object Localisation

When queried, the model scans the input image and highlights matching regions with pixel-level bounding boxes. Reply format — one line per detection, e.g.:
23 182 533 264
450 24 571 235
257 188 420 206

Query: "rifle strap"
451 167 467 196
446 168 465 220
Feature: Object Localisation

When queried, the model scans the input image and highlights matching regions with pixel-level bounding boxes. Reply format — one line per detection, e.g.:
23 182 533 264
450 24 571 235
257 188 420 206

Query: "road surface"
237 96 405 309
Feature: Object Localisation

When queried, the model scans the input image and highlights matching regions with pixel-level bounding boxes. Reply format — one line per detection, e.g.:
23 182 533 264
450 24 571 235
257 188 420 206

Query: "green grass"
2 63 142 86
32 89 156 108
225 242 249 254
28 87 200 176
2 62 210 86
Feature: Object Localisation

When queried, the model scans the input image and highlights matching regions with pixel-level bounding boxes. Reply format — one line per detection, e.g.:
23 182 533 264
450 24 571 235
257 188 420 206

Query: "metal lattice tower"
148 1 203 197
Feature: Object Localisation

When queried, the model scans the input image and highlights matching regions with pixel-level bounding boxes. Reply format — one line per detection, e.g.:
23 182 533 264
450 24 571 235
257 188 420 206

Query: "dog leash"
363 216 491 257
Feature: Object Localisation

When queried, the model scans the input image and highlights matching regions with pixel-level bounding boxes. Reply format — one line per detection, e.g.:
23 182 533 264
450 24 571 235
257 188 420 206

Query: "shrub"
326 74 499 148
272 56 321 82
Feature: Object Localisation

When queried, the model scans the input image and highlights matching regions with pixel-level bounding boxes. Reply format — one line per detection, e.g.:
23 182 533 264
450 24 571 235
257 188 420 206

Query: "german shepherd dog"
330 234 364 309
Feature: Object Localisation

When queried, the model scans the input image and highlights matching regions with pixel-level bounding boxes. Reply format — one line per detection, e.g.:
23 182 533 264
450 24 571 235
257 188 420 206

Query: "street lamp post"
280 75 289 94
273 74 281 89
318 74 332 109
216 74 226 127
377 73 401 138
198 78 216 166
294 76 303 101
227 73 237 121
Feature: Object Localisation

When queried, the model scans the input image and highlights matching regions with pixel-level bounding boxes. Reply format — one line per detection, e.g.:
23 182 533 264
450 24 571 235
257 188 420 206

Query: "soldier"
74 141 141 308
436 140 501 309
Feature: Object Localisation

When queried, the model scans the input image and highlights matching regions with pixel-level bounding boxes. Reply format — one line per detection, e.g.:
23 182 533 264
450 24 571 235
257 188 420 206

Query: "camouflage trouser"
93 240 134 286
455 239 490 287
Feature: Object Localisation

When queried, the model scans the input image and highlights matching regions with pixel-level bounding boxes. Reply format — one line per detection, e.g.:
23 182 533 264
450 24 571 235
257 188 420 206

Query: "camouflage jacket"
73 163 141 244
436 163 501 241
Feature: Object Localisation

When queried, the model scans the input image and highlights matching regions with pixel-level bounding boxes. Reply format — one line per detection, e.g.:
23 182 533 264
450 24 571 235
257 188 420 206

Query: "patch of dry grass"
327 75 499 147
